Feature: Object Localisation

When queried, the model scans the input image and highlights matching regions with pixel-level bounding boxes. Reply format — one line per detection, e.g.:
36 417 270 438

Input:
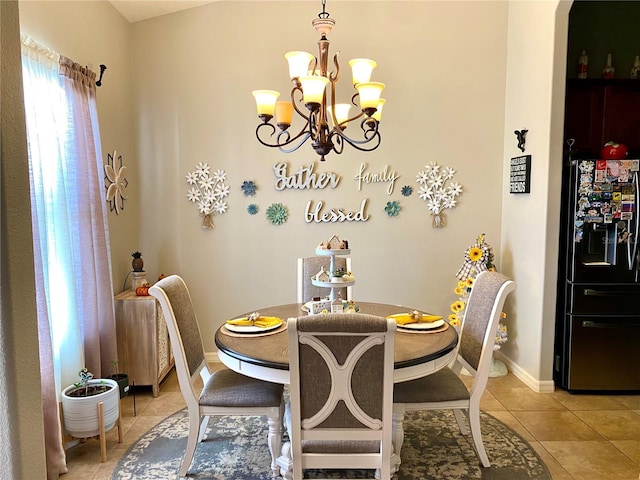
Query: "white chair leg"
197 415 210 442
179 410 201 477
267 404 284 478
453 408 469 435
468 404 490 467
379 449 391 480
391 405 405 473
276 441 293 480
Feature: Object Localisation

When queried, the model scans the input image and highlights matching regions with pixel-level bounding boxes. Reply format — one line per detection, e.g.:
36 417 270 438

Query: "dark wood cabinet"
564 79 640 158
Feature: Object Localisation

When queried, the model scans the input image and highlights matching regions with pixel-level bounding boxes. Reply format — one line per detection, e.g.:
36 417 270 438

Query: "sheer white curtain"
21 34 117 479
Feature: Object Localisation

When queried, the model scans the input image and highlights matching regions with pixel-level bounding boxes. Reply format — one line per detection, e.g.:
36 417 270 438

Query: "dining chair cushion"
393 368 470 404
302 440 380 454
200 368 284 408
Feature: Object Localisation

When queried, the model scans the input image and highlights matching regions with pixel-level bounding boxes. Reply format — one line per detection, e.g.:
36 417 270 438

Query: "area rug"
112 409 550 480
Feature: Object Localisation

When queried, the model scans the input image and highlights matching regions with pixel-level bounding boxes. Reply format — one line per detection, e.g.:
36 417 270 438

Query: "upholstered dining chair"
297 256 352 303
392 271 516 469
277 313 396 480
149 275 285 478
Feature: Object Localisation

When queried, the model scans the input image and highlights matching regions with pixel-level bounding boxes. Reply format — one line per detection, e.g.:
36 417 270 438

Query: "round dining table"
215 302 458 384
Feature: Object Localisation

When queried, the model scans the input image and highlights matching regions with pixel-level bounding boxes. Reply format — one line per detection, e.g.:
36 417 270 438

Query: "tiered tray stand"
311 247 354 301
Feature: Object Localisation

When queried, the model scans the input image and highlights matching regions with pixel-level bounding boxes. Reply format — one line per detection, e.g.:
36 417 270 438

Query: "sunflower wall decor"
416 161 463 228
450 233 508 353
185 163 230 229
104 150 128 215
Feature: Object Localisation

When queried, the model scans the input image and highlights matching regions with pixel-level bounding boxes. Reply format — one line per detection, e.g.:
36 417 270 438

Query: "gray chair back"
294 314 391 429
298 256 348 302
286 313 396 480
459 271 512 371
151 275 205 378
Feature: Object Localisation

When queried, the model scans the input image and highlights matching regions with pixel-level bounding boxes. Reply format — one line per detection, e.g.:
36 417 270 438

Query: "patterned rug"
112 409 550 480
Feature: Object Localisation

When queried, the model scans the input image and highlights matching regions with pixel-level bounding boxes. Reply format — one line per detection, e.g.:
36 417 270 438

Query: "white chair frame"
150 276 284 478
392 271 516 469
278 314 396 480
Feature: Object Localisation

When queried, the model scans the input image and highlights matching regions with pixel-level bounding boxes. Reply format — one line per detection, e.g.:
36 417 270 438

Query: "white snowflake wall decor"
104 150 128 215
186 163 229 229
416 161 463 228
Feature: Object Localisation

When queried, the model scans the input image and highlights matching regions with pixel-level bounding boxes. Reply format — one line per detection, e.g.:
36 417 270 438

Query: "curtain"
21 35 117 479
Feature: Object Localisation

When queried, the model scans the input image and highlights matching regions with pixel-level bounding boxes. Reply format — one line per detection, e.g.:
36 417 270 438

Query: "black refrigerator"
554 157 640 392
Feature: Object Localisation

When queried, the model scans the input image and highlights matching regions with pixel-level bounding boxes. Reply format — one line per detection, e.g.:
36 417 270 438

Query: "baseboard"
494 351 555 393
206 351 223 365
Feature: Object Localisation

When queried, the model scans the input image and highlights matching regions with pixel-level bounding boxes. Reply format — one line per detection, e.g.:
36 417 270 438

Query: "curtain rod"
96 64 107 87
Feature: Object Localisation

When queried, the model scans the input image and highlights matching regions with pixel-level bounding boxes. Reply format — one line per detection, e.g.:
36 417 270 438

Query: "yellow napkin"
226 316 282 329
387 312 443 326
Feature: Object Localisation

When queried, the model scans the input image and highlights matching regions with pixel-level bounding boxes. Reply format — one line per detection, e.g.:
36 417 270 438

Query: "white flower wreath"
186 163 229 229
416 161 463 228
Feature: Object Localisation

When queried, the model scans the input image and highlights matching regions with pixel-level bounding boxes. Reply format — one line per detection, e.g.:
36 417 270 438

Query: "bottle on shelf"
631 55 640 79
578 50 588 79
602 53 615 79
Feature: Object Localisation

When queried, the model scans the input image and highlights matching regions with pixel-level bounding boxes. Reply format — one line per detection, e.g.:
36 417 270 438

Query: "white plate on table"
225 320 283 334
396 319 446 330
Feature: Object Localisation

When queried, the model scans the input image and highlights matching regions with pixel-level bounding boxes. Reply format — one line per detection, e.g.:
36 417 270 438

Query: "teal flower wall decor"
401 185 413 196
247 204 259 215
385 200 401 217
266 203 288 225
241 180 257 196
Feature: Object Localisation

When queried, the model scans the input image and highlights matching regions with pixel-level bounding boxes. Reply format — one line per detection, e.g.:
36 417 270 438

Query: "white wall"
499 0 570 391
17 0 573 389
131 1 509 353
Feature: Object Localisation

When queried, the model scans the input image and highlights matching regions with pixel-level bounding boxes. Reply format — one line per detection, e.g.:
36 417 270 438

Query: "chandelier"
252 0 385 161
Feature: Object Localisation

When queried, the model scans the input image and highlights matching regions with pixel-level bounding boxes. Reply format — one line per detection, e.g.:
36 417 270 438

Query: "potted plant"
61 368 119 438
107 360 129 398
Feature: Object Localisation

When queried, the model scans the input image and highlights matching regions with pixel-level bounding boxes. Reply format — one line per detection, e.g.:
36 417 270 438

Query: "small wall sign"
354 162 400 195
510 155 531 194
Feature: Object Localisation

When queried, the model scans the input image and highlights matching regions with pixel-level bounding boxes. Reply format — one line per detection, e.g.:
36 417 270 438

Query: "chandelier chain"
319 0 329 19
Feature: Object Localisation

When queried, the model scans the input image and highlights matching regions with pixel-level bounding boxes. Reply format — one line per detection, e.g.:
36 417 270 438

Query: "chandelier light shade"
252 0 385 161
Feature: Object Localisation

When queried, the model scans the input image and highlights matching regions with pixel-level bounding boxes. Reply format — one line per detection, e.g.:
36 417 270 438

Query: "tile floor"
62 365 639 480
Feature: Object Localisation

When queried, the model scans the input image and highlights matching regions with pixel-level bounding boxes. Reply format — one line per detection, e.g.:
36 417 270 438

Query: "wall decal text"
354 162 400 195
273 162 341 191
304 199 370 223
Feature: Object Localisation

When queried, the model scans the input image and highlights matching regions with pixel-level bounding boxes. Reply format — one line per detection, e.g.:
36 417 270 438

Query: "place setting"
387 310 449 334
221 311 286 337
